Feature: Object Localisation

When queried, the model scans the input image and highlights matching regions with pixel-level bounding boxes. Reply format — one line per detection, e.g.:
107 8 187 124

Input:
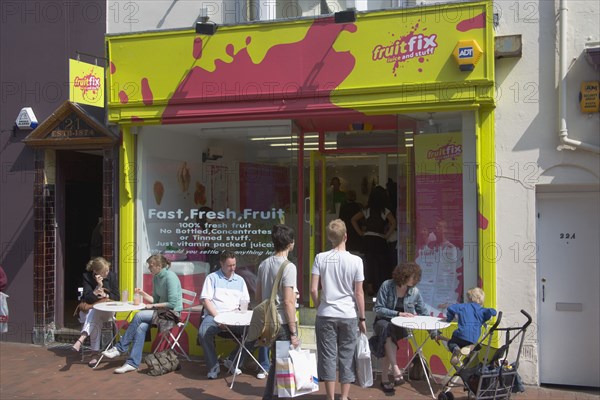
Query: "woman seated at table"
102 254 182 374
71 257 120 366
372 261 428 393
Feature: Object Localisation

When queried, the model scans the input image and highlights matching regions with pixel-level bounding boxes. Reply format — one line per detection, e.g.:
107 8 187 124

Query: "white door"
537 192 600 387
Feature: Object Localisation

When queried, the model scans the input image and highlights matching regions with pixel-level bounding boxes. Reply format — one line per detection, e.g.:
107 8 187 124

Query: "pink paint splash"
118 90 129 104
162 19 364 123
478 212 489 230
73 69 101 99
387 20 435 75
429 354 448 376
457 12 486 32
110 61 116 74
131 116 144 123
193 37 203 59
141 78 154 105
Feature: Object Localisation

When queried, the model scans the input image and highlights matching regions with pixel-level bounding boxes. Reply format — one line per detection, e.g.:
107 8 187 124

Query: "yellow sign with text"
69 59 104 108
579 81 599 113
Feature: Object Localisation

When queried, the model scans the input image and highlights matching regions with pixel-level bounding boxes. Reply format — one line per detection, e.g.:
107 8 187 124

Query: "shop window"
136 121 298 300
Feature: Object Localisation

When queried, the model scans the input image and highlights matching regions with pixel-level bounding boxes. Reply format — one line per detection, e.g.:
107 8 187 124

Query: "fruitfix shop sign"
69 59 104 108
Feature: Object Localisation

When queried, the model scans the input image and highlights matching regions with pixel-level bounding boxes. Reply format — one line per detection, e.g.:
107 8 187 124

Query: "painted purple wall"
0 0 106 342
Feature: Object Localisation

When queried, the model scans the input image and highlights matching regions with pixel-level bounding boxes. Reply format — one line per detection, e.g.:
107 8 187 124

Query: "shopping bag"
0 292 8 333
288 348 318 390
356 332 373 387
276 342 318 397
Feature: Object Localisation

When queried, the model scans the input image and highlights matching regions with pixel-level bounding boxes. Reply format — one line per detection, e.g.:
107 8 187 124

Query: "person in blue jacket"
444 287 497 365
372 262 429 393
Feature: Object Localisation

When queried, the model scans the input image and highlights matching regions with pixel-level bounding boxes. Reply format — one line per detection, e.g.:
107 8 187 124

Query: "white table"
391 316 451 399
214 310 266 389
91 301 146 369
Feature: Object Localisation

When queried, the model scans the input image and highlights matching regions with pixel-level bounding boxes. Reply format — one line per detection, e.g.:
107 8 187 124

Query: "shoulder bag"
247 260 290 346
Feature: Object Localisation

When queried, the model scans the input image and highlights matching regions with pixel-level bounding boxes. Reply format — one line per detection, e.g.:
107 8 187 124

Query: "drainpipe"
557 0 600 153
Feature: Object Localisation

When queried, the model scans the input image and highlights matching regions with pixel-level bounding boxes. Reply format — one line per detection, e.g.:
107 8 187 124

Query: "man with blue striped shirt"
199 250 252 379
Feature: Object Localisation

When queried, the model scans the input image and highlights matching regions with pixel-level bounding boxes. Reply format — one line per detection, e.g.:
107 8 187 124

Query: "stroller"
438 309 532 400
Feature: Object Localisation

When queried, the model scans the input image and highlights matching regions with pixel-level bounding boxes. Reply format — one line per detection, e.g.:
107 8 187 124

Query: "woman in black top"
72 257 119 366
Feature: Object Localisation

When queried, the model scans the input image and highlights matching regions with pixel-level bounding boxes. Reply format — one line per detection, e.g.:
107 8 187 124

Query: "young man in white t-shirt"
311 219 367 400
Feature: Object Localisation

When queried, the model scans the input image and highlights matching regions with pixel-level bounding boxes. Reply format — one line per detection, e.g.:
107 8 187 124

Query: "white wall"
107 0 462 33
494 0 600 384
108 0 234 34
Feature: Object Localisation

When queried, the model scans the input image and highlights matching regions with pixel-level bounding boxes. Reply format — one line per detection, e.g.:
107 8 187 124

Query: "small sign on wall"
69 59 104 108
579 81 599 113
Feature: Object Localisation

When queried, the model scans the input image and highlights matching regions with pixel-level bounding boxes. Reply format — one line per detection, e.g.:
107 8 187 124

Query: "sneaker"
223 358 242 375
102 347 122 359
114 363 137 374
207 363 220 379
256 371 267 379
450 348 461 366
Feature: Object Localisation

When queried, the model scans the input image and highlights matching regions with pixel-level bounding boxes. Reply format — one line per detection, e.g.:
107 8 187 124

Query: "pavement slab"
1 342 598 400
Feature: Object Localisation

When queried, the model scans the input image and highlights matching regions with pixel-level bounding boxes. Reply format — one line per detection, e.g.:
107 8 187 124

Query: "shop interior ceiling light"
428 113 435 126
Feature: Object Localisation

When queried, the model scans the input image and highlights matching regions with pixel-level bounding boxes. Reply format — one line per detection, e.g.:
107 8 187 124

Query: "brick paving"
1 342 598 400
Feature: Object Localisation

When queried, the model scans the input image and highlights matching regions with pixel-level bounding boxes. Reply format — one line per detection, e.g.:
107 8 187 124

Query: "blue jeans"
259 346 270 371
115 309 153 369
198 314 255 371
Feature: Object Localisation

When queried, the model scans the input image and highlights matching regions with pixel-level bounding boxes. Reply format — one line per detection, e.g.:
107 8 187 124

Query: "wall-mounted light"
334 9 356 24
196 16 218 35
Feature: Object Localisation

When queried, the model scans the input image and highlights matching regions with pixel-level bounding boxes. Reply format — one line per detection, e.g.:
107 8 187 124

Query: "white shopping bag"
356 332 373 387
0 292 9 333
276 342 319 397
289 348 318 390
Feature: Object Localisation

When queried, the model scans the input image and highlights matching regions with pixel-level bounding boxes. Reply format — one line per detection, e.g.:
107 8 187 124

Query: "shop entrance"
304 139 409 301
57 151 103 329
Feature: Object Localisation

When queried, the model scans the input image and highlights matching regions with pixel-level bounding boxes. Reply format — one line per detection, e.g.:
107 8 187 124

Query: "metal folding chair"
153 288 198 360
75 287 118 363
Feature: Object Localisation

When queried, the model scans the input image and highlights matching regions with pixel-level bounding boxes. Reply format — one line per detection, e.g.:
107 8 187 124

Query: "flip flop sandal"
88 355 100 367
380 381 395 393
71 339 84 353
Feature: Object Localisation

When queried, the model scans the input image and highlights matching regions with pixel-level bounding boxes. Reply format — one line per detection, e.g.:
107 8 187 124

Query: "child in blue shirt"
444 287 497 366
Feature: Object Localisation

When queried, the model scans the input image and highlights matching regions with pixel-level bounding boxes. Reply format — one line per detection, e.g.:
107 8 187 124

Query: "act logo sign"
453 40 482 71
458 47 474 58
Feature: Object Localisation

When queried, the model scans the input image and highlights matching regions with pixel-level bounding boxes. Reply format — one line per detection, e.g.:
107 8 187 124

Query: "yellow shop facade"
107 1 496 371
